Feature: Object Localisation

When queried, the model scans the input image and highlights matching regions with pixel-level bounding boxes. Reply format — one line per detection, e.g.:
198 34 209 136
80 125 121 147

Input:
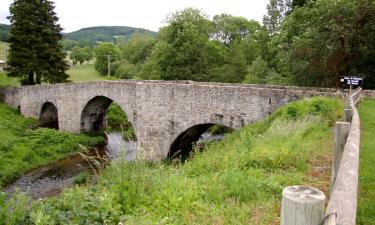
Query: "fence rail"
280 88 362 225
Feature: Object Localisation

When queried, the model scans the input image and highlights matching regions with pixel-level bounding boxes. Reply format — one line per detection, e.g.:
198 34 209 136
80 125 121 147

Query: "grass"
67 64 119 83
0 102 104 187
0 63 118 88
0 42 9 61
0 72 19 88
357 98 375 224
0 97 343 225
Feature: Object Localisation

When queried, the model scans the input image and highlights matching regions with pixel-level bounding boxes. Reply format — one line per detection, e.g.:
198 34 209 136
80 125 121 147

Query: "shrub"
73 172 92 185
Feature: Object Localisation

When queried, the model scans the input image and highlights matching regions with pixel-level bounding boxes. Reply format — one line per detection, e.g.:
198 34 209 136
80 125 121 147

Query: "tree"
82 46 93 62
70 46 82 65
263 0 291 36
94 42 120 75
7 0 68 85
274 0 375 87
120 32 156 64
211 14 261 46
154 8 214 81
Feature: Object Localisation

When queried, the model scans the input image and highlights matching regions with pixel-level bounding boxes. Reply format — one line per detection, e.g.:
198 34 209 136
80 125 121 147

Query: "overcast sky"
0 0 269 32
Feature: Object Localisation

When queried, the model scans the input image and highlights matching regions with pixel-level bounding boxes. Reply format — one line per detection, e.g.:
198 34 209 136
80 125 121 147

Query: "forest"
77 0 374 89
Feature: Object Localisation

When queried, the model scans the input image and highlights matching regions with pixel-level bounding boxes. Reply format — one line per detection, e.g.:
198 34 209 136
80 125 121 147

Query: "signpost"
340 76 363 94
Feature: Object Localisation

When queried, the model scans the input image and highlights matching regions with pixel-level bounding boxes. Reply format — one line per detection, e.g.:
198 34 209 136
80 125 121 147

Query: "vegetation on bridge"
0 97 343 224
0 103 103 187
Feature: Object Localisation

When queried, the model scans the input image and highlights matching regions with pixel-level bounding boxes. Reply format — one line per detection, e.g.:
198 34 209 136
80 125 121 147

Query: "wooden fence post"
281 185 325 225
331 121 351 186
345 108 353 123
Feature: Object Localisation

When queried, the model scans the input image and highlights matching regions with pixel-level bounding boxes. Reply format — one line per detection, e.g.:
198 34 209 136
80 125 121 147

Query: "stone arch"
39 102 59 129
80 95 135 133
168 122 234 160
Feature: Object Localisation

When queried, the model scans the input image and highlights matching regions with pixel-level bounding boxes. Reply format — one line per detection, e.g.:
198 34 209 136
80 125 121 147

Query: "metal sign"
340 76 363 87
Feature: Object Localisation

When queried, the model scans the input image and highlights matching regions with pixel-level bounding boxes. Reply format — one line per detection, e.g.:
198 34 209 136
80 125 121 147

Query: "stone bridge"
0 80 342 160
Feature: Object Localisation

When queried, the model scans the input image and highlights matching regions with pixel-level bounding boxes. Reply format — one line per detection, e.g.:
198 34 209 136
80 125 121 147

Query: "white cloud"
0 0 268 32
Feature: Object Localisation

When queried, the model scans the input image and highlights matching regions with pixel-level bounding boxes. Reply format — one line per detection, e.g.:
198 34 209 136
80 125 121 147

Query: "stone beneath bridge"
0 80 343 160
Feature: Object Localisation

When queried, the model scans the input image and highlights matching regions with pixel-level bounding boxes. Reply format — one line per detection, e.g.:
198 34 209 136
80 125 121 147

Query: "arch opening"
39 102 59 129
80 96 136 140
168 123 233 161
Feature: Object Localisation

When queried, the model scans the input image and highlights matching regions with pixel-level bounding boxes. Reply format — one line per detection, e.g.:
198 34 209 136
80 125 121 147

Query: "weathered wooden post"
281 185 326 225
331 121 350 185
344 108 353 123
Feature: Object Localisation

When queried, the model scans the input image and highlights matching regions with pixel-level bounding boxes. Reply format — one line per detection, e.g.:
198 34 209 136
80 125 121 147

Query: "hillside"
63 26 157 45
0 24 10 42
0 24 156 46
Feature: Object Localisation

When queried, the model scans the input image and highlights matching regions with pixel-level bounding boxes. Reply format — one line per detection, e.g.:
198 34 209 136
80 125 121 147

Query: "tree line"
5 0 375 88
91 0 375 88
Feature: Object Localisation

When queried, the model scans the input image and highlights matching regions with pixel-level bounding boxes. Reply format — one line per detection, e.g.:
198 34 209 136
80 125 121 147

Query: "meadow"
0 42 8 61
0 97 344 224
0 63 119 88
67 64 119 83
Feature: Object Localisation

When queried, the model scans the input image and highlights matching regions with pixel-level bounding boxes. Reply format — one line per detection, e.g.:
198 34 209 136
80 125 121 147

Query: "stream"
2 132 222 200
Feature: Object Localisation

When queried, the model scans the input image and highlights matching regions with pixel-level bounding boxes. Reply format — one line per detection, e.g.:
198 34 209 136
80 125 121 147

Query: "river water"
2 132 136 200
2 132 222 200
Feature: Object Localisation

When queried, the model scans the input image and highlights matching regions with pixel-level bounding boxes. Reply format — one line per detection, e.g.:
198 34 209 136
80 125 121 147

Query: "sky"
0 0 269 33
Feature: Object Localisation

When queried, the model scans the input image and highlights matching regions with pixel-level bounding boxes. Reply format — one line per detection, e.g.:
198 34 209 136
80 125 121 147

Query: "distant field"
67 64 119 83
0 64 117 88
0 41 9 61
0 72 18 88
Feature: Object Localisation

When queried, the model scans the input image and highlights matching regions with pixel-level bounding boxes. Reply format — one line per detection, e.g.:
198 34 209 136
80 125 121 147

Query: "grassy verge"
1 97 343 224
0 102 104 187
357 98 375 224
67 64 119 83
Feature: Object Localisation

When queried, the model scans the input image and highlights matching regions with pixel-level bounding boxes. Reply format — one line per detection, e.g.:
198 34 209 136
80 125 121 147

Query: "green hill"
63 26 157 45
0 24 10 42
0 24 157 47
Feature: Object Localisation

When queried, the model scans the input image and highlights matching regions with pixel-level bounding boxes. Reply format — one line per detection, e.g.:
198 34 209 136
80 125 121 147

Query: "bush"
73 172 92 185
106 102 136 140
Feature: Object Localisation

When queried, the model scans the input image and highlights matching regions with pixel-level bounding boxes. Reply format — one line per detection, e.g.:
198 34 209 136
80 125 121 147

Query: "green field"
0 42 8 61
0 97 343 224
357 98 375 224
67 64 119 83
0 64 119 88
0 72 18 88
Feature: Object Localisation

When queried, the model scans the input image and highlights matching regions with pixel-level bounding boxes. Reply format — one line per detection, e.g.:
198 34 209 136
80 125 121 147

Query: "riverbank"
357 98 375 224
0 102 104 187
0 97 343 224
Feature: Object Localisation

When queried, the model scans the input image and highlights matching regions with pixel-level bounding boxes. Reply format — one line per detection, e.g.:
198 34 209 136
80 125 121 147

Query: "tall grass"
3 97 343 225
